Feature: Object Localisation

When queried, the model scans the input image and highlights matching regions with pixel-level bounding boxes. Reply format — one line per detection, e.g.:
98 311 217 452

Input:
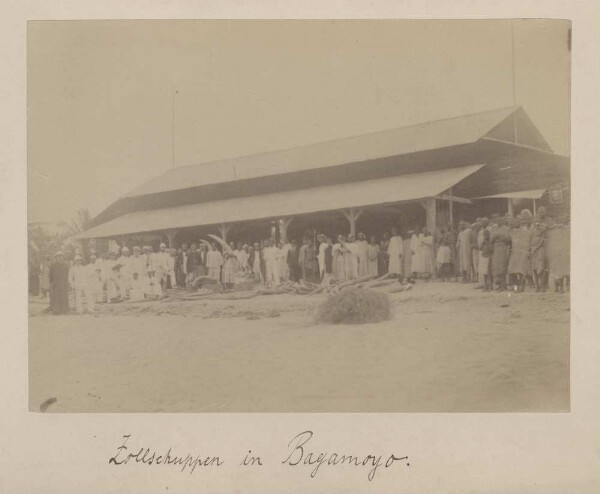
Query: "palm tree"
61 208 93 260
62 208 92 236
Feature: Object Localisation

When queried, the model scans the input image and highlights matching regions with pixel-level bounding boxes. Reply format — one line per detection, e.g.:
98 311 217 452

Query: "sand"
28 282 570 412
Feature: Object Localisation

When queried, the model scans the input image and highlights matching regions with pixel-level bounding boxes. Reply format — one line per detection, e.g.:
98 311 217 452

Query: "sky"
27 19 570 224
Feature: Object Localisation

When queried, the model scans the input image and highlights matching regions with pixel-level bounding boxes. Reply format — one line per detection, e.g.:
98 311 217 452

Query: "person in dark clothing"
186 243 199 285
287 239 301 282
480 229 494 291
174 247 184 287
196 243 208 277
49 251 70 314
321 236 334 286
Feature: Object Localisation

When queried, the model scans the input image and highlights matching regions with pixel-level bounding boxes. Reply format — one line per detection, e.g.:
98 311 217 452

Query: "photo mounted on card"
28 19 570 413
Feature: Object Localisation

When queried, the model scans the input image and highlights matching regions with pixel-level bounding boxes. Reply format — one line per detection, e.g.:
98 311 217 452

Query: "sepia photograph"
28 19 571 413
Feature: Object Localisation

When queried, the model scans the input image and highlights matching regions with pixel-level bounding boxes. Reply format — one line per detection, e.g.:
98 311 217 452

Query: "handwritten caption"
108 430 409 481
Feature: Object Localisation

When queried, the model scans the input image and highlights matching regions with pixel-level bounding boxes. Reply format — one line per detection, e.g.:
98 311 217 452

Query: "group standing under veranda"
35 205 569 315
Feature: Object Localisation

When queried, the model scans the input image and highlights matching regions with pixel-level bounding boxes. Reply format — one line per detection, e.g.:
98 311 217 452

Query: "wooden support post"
533 198 537 217
342 208 363 238
420 198 438 279
278 217 294 244
423 197 437 234
217 223 231 244
507 198 514 216
165 229 178 249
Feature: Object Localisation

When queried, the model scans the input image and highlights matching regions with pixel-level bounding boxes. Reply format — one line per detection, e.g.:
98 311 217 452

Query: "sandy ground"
28 282 570 413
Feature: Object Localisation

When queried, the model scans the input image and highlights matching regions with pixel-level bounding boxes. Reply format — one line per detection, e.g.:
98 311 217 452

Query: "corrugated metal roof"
76 164 483 239
125 106 517 198
474 188 547 200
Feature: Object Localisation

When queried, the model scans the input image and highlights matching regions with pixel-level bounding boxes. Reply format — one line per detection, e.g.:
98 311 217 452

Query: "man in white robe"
476 217 490 288
332 235 346 282
237 244 250 272
387 227 404 276
316 234 327 281
87 254 102 303
69 255 95 314
410 231 421 277
419 228 435 278
152 243 170 288
275 242 287 281
355 232 369 278
344 234 359 280
206 243 224 281
116 246 132 299
84 255 101 309
456 221 473 282
103 252 119 302
264 239 280 286
252 242 263 280
167 249 177 288
279 241 291 281
129 246 147 301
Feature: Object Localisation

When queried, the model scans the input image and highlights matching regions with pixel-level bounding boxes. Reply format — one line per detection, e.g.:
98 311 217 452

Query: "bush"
316 288 391 325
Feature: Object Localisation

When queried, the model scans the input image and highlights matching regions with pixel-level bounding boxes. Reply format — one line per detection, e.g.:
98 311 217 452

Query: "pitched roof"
124 106 518 198
76 164 483 239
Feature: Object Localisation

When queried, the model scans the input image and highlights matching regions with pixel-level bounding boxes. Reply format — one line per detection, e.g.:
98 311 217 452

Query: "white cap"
74 255 82 261
160 243 166 248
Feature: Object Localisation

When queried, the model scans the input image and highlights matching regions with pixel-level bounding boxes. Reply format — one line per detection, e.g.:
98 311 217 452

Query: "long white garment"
69 264 88 289
152 251 170 284
264 247 280 285
387 236 404 275
420 234 434 274
84 263 100 308
477 228 489 284
280 244 291 281
332 243 346 281
275 247 288 281
206 250 223 280
144 272 162 297
356 240 369 277
317 242 328 276
237 250 249 271
410 234 422 273
367 244 379 276
166 255 177 287
101 259 119 301
144 253 153 273
69 264 95 313
129 255 147 277
252 252 262 279
412 234 428 273
456 229 472 274
116 255 131 297
344 242 359 280
89 260 102 302
181 252 189 275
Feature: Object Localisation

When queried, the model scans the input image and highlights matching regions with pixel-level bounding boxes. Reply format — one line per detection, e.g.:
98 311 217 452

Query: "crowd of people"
38 206 569 315
437 206 570 293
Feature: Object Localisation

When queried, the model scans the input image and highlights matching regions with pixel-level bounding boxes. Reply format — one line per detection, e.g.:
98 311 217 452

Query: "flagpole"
510 20 518 144
172 86 176 169
510 20 516 107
